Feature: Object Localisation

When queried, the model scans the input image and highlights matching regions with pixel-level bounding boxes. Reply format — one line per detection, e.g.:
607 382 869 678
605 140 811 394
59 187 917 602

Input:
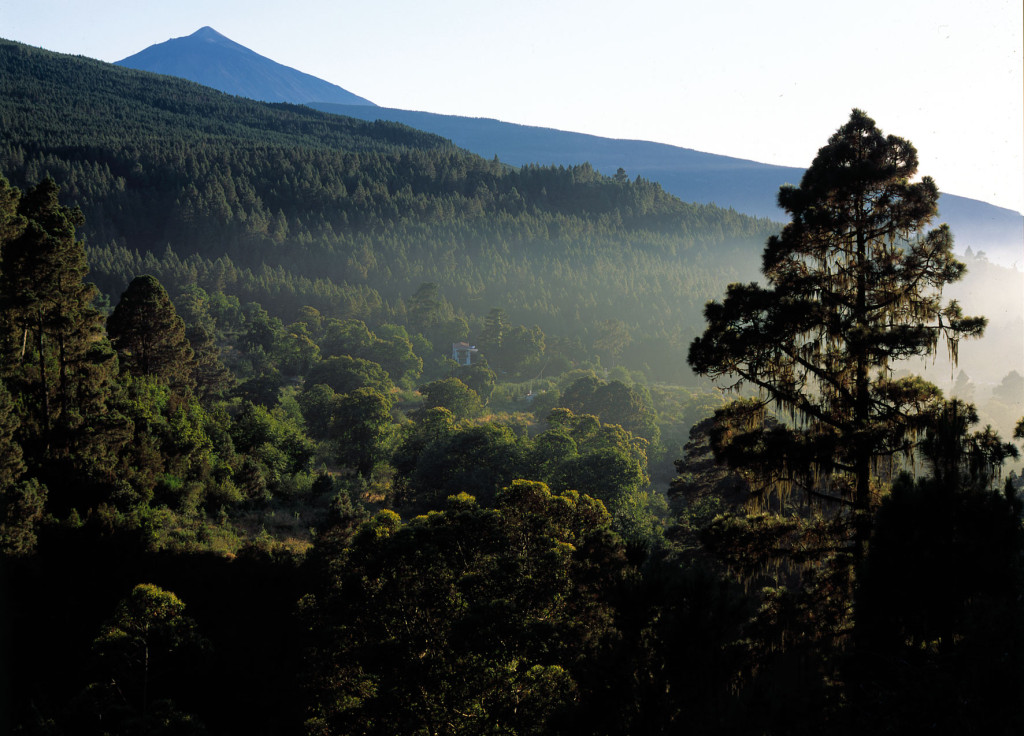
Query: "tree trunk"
34 315 50 438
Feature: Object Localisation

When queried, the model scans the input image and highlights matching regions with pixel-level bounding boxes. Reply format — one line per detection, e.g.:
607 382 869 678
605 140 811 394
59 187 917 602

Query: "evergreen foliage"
0 39 777 383
0 51 1020 735
108 274 196 393
0 175 124 512
681 110 1022 729
689 110 984 519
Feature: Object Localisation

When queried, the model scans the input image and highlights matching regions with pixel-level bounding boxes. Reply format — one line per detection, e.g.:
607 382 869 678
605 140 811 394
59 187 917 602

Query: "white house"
452 342 478 366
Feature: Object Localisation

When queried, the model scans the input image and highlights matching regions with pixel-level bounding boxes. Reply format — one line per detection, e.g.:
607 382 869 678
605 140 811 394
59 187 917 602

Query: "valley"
0 32 1021 736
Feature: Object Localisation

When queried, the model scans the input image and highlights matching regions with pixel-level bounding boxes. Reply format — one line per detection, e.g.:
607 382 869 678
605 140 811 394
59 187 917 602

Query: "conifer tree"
688 110 984 543
0 178 120 458
0 175 24 246
0 379 46 555
407 282 443 333
108 275 196 394
478 307 507 356
174 286 233 401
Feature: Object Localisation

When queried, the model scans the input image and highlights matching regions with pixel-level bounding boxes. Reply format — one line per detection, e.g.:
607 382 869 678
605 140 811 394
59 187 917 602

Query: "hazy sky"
4 0 1022 213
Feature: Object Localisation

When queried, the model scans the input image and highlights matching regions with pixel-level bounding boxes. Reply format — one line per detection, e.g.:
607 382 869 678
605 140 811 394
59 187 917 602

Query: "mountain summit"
115 26 375 106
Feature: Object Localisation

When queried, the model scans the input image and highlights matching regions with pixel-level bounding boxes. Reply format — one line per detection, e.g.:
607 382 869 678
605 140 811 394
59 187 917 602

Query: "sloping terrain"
107 27 1019 266
1 38 776 382
116 26 375 106
315 104 1024 266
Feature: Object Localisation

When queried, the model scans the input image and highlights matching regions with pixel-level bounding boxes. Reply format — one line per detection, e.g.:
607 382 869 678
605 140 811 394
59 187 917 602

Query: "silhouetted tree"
992 370 1024 405
684 110 1001 729
688 110 984 550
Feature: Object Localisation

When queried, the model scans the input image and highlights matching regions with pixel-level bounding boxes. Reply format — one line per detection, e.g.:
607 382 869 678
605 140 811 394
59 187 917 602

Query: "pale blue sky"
3 0 1022 213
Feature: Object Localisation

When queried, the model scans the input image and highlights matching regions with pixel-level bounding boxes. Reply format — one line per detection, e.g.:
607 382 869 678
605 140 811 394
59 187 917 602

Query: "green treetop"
107 275 196 393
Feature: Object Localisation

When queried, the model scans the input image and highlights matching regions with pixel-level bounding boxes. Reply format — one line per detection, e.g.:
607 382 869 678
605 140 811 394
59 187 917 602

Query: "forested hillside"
1 38 1021 736
313 102 1024 265
0 38 776 382
110 25 1023 267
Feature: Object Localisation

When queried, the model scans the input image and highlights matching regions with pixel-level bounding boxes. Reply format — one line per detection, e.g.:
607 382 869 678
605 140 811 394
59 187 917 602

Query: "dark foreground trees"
686 110 1022 730
863 402 1017 728
302 482 628 736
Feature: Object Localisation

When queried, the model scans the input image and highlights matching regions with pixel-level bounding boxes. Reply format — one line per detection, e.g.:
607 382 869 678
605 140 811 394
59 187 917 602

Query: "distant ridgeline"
0 39 777 382
312 104 1024 268
104 26 1020 265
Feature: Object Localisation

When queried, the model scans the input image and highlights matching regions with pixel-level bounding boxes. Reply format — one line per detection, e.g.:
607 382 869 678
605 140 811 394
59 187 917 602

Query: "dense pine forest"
1 40 1022 735
0 38 779 383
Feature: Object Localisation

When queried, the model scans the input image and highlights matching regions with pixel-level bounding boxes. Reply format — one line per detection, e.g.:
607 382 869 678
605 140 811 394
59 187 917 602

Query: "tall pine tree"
0 178 121 468
688 110 985 544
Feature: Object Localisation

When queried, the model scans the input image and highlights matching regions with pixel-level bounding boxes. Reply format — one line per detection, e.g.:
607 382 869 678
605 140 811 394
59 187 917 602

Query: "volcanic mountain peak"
115 26 375 106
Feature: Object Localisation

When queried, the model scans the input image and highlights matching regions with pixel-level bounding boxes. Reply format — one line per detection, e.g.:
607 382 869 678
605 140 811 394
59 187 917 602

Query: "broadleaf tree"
687 109 985 546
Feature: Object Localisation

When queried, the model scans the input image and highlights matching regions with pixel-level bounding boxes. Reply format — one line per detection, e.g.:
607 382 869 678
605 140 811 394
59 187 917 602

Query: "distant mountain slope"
0 41 440 156
116 26 375 106
112 28 1021 266
0 37 1017 388
313 104 1024 267
313 104 805 219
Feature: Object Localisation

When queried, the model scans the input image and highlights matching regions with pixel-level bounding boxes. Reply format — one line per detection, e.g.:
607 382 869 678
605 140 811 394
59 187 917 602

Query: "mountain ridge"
115 26 375 107
0 35 1019 389
115 28 1022 267
1 37 783 386
312 103 1024 267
